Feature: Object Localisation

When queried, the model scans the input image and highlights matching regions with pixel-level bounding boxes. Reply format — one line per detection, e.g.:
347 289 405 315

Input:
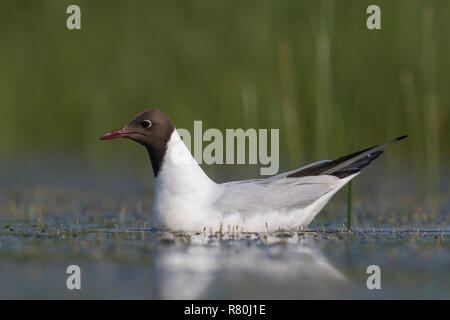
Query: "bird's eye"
141 120 152 128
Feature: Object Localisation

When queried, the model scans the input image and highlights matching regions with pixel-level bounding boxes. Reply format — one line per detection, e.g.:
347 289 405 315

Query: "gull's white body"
152 130 356 232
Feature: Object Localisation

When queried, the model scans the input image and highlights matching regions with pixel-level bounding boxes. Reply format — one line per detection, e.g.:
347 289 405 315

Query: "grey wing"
216 174 340 213
215 136 408 213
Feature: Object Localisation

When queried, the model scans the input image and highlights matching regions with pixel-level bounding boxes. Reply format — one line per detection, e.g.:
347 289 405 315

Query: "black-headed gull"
100 109 407 232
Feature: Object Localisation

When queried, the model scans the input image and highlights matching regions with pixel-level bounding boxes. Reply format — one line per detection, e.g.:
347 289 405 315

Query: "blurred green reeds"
0 0 447 192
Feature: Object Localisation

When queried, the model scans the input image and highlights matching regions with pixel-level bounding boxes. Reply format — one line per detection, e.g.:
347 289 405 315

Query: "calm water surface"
0 159 448 299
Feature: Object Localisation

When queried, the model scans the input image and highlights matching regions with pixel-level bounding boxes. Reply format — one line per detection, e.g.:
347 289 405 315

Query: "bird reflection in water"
153 234 347 299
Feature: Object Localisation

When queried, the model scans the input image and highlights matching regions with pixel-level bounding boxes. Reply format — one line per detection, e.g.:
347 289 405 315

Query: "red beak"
99 129 131 140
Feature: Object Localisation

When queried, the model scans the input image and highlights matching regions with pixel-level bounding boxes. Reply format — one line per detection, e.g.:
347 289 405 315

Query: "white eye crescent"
141 120 152 128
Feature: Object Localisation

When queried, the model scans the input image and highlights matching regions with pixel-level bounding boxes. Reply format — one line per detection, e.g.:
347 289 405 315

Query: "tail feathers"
288 135 407 179
331 151 383 178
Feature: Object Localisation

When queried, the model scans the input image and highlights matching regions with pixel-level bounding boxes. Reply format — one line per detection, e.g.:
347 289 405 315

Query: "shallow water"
0 159 449 299
0 225 448 299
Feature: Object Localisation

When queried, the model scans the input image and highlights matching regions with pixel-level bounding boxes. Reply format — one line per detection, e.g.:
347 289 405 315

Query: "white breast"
152 130 222 230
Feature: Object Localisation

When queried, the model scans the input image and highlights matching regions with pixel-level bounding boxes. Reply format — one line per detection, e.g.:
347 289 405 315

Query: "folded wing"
217 136 407 213
217 175 341 213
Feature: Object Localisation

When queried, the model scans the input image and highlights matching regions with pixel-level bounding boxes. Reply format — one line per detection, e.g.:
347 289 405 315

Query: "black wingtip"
396 135 408 141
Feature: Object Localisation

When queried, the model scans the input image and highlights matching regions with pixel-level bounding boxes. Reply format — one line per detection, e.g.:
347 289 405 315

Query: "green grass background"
0 0 448 190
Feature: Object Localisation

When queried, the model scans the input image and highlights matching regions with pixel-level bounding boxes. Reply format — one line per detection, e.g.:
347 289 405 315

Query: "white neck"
151 130 221 230
155 130 216 194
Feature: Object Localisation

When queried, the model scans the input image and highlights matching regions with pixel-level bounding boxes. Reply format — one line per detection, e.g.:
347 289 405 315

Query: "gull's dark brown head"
100 108 175 176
